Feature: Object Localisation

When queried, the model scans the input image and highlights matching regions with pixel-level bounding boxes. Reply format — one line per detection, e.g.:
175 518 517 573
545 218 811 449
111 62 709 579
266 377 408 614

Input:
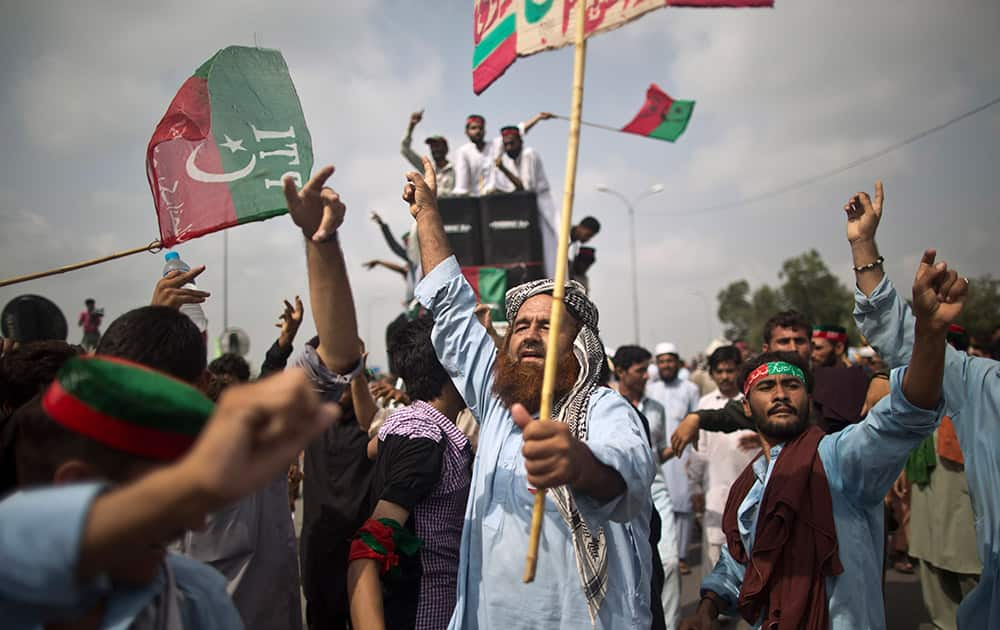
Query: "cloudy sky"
1 0 998 370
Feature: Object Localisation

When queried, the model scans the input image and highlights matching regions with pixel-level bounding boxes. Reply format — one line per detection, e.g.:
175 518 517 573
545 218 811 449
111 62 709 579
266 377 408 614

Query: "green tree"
717 250 855 349
778 249 854 331
962 275 1000 343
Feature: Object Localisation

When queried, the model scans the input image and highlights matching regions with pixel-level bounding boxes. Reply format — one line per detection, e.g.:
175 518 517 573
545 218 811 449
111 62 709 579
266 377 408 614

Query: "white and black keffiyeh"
505 279 609 623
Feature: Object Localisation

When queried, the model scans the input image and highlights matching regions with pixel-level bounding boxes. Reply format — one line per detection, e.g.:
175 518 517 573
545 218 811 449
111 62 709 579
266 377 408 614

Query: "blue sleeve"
854 275 998 436
700 543 745 616
415 256 498 423
0 483 111 611
572 390 656 526
169 554 244 629
820 366 943 507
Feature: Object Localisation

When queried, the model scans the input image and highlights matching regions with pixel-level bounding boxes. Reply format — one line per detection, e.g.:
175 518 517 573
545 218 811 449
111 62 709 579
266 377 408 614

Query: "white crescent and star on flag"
185 135 256 183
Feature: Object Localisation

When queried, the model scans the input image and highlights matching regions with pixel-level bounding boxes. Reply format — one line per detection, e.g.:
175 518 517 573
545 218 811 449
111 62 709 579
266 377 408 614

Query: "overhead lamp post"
595 184 664 344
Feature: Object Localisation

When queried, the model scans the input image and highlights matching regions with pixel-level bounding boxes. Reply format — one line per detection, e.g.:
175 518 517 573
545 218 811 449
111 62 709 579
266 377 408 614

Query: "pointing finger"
874 180 884 210
303 165 335 194
421 156 437 195
282 175 300 211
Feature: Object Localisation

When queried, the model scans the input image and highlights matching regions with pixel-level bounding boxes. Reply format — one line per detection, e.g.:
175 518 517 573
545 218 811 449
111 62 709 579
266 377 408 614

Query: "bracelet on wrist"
852 255 884 273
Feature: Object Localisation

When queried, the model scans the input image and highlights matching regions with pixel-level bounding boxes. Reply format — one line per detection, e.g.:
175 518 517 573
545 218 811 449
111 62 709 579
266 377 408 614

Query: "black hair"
0 341 81 413
97 306 206 384
387 316 450 402
738 350 813 394
208 353 251 383
14 395 151 487
579 216 601 234
85 298 95 305
612 345 652 372
708 345 743 372
762 310 812 344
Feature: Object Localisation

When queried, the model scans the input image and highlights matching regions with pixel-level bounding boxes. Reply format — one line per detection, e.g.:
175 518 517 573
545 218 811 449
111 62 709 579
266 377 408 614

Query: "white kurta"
644 378 701 513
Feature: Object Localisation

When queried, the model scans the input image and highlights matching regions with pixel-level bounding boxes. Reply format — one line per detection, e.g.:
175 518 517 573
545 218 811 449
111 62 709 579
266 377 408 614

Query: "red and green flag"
462 266 509 322
473 0 773 95
146 46 312 248
621 83 695 142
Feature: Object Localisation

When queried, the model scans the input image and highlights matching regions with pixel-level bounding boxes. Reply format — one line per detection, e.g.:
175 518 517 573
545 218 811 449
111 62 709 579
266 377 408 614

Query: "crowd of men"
1 134 999 630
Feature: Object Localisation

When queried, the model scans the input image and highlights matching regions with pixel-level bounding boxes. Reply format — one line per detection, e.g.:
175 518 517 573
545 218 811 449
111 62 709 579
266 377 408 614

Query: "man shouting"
683 247 962 629
405 158 655 629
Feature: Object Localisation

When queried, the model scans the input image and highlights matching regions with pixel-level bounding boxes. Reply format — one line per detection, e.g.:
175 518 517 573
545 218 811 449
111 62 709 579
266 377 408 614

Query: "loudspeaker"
437 196 483 267
480 192 544 267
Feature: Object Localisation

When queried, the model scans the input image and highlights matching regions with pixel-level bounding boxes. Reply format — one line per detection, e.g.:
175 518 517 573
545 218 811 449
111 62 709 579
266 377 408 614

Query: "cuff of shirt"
853 274 894 315
888 364 945 421
415 255 462 313
0 483 112 607
294 344 362 403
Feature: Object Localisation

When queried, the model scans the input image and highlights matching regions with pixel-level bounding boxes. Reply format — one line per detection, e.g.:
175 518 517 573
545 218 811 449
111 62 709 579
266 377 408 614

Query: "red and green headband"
812 325 847 343
42 355 214 461
466 114 484 126
743 361 807 396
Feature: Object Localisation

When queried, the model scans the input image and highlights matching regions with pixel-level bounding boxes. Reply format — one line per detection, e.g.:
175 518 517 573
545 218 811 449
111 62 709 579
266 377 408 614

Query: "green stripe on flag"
649 100 695 142
473 14 516 69
478 267 508 322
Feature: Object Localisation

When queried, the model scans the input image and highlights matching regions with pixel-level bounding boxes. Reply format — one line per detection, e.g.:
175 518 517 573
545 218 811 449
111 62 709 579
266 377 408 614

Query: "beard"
493 337 581 415
751 401 811 441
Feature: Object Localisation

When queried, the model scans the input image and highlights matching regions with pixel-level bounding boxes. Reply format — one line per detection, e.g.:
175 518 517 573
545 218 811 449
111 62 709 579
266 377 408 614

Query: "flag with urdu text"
473 0 774 94
621 84 695 142
146 46 313 248
462 266 509 321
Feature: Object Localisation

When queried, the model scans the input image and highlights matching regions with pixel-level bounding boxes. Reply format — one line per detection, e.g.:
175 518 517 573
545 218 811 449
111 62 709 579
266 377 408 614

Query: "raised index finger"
302 165 336 195
873 180 884 210
421 156 437 195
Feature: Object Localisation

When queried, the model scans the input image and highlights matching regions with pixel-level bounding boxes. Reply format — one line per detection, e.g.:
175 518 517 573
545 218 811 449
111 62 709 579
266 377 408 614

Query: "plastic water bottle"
163 252 208 335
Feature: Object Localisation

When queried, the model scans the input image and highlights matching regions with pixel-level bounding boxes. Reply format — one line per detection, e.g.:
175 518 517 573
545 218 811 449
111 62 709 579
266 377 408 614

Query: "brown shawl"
722 425 844 629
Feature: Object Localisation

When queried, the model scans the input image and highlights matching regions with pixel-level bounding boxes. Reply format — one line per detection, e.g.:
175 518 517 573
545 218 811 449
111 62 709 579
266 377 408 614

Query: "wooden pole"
0 241 162 289
524 0 587 584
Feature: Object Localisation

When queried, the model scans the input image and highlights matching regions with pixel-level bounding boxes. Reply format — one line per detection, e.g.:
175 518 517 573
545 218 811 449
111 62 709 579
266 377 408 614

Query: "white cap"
704 338 727 357
654 342 679 358
858 346 876 358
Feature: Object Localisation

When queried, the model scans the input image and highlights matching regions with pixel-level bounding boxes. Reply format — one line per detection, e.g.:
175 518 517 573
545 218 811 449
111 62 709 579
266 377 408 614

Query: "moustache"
767 403 797 417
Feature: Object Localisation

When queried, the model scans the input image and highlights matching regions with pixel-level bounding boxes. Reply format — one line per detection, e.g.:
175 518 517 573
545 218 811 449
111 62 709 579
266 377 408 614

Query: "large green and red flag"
461 266 509 321
146 46 312 248
473 0 774 94
621 83 695 142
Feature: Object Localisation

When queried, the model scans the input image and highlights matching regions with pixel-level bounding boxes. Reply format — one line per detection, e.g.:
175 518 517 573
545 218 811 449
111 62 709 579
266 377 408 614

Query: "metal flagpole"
524 0 587 583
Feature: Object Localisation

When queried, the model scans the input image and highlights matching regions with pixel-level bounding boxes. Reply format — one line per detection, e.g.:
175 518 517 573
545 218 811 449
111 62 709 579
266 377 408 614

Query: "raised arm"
260 296 304 377
284 167 360 373
522 111 555 135
399 110 425 172
79 370 337 579
825 250 963 505
404 156 450 276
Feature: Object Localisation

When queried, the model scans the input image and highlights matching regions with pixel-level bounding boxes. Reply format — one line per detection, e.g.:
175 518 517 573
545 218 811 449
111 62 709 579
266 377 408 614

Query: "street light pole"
596 184 663 344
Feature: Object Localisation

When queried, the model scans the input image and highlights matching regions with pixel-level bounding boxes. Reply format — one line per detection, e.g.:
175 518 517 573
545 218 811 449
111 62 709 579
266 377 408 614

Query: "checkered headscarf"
505 279 609 622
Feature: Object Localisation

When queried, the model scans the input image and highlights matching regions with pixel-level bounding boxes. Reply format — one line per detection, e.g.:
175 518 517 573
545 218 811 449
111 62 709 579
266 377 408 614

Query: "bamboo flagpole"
524 0 587 584
0 241 163 289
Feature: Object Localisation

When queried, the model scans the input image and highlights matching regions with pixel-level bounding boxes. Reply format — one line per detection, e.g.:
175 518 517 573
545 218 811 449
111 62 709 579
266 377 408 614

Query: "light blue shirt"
701 366 942 629
645 378 700 512
416 256 656 629
855 275 1000 629
0 483 242 629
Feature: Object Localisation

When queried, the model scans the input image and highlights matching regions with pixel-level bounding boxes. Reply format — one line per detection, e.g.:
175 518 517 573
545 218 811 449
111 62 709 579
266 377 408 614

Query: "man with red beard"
404 158 655 629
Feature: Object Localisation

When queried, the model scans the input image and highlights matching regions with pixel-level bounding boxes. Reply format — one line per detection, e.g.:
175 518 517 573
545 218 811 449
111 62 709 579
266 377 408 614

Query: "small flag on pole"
146 46 313 248
621 84 695 142
462 266 509 322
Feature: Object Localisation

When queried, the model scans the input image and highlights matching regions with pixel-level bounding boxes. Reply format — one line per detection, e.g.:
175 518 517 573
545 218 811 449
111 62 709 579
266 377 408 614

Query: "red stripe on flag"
473 34 517 95
622 84 674 136
462 267 482 300
42 379 196 461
